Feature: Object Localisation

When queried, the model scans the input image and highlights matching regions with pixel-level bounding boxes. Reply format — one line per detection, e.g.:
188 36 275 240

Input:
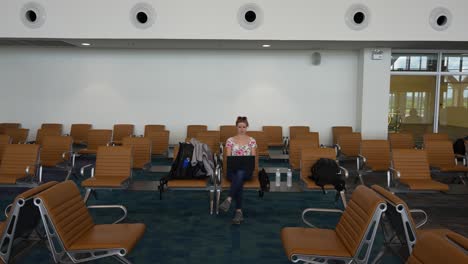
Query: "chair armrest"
62 151 77 167
410 209 428 228
454 154 467 166
302 208 344 228
25 163 39 177
388 167 401 178
338 165 349 179
387 167 400 187
80 164 95 178
334 144 341 152
358 154 367 170
142 162 152 171
5 204 12 218
87 205 128 224
358 154 367 163
213 155 222 186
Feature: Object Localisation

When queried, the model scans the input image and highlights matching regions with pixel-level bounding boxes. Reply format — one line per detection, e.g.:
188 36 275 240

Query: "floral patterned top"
226 137 257 156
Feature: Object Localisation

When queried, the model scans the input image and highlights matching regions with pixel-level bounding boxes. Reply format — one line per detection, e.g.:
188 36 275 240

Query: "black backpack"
168 142 207 180
453 138 466 156
159 142 208 199
258 168 270 196
309 158 346 195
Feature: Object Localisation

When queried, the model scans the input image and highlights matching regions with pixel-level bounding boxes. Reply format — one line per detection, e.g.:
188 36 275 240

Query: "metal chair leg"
209 189 214 215
216 189 221 215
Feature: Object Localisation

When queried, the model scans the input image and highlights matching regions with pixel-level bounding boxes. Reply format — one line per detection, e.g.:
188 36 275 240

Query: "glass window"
442 53 468 73
438 75 468 139
391 53 438 72
389 75 436 144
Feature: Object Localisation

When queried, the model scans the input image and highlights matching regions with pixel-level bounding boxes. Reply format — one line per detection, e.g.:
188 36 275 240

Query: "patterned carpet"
1 152 465 263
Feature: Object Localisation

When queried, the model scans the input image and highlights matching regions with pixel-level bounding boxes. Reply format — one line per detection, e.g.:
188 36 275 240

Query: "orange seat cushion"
281 228 351 259
399 179 449 191
81 176 129 188
78 149 97 155
439 165 468 172
0 221 5 235
302 177 334 190
69 223 146 253
168 179 207 188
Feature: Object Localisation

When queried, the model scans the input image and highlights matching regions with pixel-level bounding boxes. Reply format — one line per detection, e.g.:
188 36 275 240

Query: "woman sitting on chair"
219 116 257 224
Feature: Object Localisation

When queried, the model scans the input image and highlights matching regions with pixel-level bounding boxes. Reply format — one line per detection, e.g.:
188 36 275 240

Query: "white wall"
1 0 468 41
0 47 359 144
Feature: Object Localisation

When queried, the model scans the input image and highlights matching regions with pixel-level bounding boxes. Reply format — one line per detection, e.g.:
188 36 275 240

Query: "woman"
219 116 257 224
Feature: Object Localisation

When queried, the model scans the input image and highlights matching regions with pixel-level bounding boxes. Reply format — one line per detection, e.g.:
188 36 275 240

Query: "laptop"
227 156 255 173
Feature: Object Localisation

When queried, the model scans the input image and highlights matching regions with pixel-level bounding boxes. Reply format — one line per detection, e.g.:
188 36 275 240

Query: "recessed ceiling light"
262 44 271 48
81 43 91 46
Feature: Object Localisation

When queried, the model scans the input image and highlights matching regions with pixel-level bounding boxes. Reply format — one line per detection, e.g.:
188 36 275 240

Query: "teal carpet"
0 155 402 263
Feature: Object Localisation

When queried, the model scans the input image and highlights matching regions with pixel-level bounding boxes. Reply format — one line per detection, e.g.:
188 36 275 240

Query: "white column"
357 48 392 139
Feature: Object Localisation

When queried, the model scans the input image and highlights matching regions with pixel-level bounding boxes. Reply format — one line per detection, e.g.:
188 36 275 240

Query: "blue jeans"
227 169 252 210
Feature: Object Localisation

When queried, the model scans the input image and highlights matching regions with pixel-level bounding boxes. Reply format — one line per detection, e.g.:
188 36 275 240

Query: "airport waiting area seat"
425 140 468 173
0 135 11 164
112 124 134 145
289 134 320 170
358 140 391 185
81 146 133 202
0 123 21 135
335 132 362 169
3 128 29 144
144 124 165 136
0 144 42 187
78 129 112 155
371 185 427 261
186 125 208 140
33 128 61 145
123 136 152 171
371 185 468 263
194 131 221 155
332 126 353 145
406 229 468 264
40 123 63 135
0 181 58 263
145 130 169 155
40 136 75 181
422 132 449 147
299 147 348 205
246 131 268 157
160 140 218 213
220 125 237 145
389 133 416 150
215 152 260 214
389 149 449 192
281 185 387 264
70 123 92 145
262 125 284 147
34 180 146 264
289 126 310 140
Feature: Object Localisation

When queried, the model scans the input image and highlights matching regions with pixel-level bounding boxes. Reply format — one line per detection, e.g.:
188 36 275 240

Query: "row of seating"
0 123 170 156
281 185 468 264
2 133 460 207
0 136 152 188
289 130 467 168
296 143 466 193
0 180 145 263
